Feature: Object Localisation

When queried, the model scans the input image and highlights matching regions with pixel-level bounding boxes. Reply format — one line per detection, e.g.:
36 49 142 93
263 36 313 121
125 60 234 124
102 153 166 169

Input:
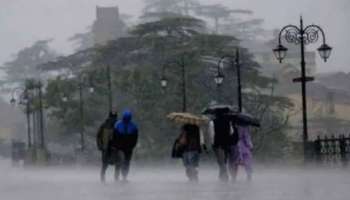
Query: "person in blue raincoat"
111 110 138 182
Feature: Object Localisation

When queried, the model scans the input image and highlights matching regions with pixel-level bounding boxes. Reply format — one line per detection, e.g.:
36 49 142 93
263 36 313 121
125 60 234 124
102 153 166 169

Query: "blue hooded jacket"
112 110 138 150
115 111 138 135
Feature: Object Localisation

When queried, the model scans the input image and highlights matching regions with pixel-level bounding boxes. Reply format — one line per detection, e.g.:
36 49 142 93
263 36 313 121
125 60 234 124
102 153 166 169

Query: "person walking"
209 112 236 182
111 110 138 182
176 124 204 182
228 124 253 181
96 111 118 183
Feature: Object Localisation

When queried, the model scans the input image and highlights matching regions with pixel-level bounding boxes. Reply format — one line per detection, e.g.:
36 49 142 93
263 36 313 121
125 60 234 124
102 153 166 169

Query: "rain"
0 0 350 200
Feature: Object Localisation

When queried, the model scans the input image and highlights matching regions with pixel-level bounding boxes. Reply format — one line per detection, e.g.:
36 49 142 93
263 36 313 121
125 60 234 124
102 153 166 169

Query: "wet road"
1 159 349 200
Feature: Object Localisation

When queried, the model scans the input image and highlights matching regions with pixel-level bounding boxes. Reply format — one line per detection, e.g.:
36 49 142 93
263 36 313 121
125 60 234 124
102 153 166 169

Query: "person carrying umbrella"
227 113 259 182
179 124 202 182
168 112 208 182
203 104 245 182
228 123 253 181
208 111 236 182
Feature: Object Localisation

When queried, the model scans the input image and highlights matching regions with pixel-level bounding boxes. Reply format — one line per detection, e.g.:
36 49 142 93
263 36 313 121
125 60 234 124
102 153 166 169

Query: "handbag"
171 133 187 159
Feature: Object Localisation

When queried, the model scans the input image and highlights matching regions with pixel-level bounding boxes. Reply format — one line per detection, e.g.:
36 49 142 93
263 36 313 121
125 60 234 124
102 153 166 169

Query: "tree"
41 16 293 161
1 40 58 86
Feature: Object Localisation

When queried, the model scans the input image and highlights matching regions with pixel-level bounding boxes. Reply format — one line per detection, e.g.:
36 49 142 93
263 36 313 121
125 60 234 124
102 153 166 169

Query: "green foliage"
41 15 293 161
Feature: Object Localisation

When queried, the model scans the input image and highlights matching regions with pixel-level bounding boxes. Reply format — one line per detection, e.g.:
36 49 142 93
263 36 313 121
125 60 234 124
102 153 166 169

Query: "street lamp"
214 65 224 86
273 17 332 159
317 44 332 62
10 87 32 148
160 76 168 88
273 44 288 63
160 60 187 112
212 62 225 103
217 48 243 112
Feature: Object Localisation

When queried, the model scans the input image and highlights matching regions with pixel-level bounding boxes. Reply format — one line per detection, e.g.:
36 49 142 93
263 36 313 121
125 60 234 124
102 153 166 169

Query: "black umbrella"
202 104 237 115
226 112 260 127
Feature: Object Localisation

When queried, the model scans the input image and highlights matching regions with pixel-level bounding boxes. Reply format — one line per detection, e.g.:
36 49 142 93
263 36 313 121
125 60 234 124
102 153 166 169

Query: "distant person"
174 124 205 182
111 110 138 182
96 111 118 183
209 113 237 182
229 124 253 181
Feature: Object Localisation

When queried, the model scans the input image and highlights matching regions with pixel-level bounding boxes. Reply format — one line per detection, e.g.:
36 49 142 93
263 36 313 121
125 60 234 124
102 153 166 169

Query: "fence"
313 135 350 166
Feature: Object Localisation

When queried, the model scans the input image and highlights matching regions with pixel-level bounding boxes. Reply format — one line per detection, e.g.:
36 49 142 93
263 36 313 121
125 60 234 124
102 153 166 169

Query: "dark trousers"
114 149 133 181
214 147 229 182
100 150 120 182
100 151 109 182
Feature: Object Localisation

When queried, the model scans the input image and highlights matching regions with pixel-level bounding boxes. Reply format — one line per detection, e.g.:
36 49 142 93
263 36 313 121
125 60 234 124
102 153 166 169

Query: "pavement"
1 159 350 200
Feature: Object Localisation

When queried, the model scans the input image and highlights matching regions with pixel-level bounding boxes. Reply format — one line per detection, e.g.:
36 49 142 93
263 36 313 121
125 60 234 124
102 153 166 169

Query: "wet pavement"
1 159 350 200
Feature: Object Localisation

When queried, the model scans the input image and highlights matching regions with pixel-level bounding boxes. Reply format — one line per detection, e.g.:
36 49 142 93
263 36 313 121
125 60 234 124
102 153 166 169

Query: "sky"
0 0 349 73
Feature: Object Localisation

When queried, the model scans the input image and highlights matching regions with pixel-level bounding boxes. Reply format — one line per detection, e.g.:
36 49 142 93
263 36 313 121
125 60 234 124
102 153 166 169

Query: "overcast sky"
0 0 348 73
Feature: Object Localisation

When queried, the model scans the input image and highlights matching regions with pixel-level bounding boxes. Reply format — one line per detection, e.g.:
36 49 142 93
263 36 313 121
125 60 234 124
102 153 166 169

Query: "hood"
122 110 132 123
108 111 118 121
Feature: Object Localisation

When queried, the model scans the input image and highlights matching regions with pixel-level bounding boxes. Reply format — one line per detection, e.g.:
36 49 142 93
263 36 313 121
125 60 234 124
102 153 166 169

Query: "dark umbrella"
202 104 237 115
226 112 260 127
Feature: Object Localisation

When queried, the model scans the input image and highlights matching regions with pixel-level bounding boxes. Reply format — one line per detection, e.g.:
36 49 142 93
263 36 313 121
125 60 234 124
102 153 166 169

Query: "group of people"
96 110 138 182
174 111 253 182
96 109 253 183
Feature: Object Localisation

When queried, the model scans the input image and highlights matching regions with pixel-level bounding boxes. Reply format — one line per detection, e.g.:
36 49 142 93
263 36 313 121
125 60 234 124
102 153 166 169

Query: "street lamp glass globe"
214 74 224 86
317 43 332 62
161 78 168 88
273 44 288 63
89 87 95 93
62 96 68 102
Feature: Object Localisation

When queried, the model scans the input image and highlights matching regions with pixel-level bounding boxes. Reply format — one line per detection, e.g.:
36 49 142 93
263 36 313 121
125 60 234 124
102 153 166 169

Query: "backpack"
97 122 114 151
171 133 186 159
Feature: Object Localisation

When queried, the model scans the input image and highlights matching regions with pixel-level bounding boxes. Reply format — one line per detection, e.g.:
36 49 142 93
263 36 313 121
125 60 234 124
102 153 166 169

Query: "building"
92 6 127 46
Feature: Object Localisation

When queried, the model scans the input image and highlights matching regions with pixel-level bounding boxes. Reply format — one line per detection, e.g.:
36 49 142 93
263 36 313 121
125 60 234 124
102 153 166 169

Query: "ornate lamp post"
217 48 243 112
273 17 332 158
